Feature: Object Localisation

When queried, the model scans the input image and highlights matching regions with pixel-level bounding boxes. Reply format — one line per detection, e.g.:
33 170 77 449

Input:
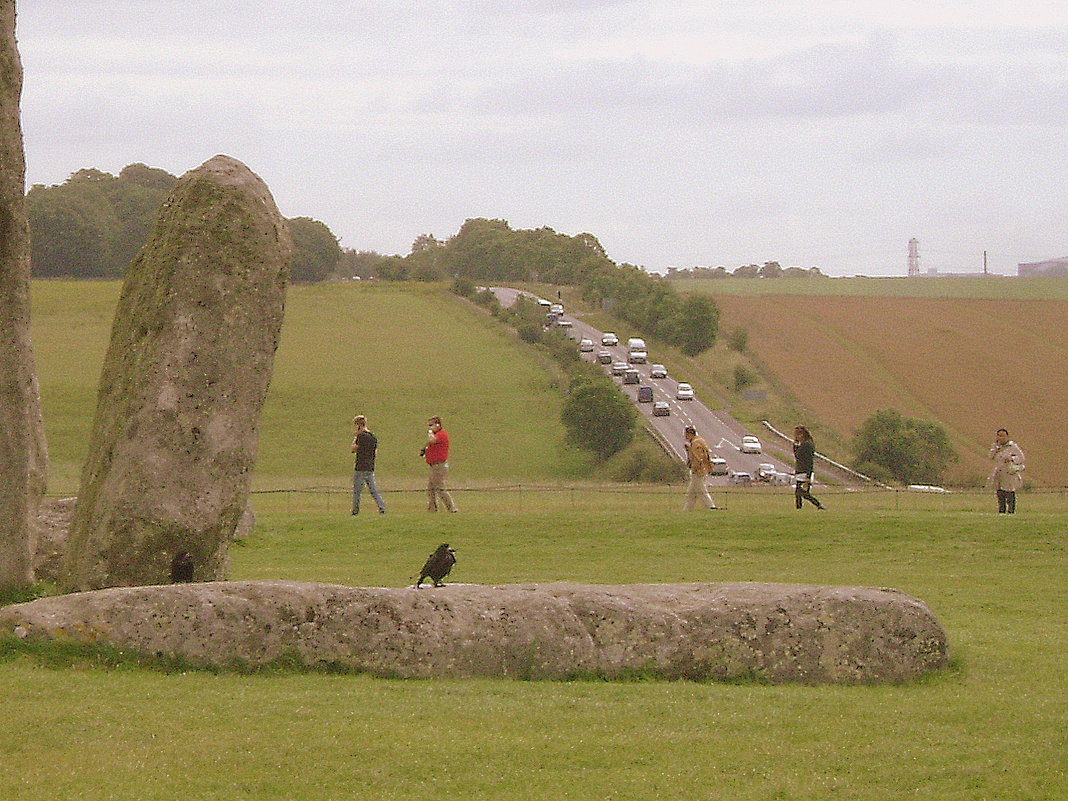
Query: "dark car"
637 385 654 402
623 369 641 385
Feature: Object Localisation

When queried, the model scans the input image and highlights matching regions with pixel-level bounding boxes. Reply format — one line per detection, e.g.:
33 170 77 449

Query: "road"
490 287 796 485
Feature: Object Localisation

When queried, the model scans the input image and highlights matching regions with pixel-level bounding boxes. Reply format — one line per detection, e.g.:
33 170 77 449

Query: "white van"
626 337 647 353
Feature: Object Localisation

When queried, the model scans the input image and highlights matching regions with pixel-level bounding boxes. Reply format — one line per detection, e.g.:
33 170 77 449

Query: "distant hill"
712 293 1068 486
30 280 590 493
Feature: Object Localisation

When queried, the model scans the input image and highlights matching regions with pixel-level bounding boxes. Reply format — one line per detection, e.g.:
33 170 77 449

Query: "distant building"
1018 257 1068 277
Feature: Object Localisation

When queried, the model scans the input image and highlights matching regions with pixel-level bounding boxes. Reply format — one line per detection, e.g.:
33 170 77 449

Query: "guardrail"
761 420 891 488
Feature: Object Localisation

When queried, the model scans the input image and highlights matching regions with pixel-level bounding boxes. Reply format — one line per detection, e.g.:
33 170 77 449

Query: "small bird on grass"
415 544 456 588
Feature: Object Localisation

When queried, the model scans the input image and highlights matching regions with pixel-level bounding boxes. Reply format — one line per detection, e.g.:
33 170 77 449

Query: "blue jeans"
352 471 385 513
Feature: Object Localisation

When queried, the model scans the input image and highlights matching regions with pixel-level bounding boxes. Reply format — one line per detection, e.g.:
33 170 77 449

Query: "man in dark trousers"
351 414 386 515
793 425 825 510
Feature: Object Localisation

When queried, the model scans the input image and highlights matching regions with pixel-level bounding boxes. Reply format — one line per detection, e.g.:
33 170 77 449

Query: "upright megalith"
61 155 291 592
0 2 49 591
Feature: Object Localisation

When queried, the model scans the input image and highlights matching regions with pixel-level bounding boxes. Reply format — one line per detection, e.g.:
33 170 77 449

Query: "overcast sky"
14 1 1068 276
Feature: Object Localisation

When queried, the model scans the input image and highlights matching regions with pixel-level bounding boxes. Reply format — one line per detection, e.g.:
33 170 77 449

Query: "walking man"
351 415 386 515
422 415 457 513
683 425 718 510
988 427 1025 513
793 425 825 510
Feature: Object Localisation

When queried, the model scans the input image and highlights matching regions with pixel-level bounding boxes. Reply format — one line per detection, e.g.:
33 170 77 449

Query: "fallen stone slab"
0 581 949 684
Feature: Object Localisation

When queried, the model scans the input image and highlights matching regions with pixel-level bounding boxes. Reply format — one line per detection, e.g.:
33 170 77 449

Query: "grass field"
8 279 1068 799
3 502 1066 800
673 275 1068 299
30 280 591 494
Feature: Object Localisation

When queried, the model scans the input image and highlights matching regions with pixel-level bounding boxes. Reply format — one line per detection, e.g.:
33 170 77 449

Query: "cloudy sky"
14 1 1068 276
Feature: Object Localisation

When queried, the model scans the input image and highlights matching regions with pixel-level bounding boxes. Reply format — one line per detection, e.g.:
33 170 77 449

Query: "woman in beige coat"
988 428 1025 513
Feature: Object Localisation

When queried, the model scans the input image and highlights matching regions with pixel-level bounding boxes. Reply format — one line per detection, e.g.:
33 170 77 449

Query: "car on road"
627 337 647 352
536 298 552 309
578 338 594 352
627 350 648 364
676 382 694 400
740 435 762 454
650 364 668 379
756 463 776 481
637 386 654 402
710 457 729 475
623 369 641 385
611 361 628 375
601 332 618 346
729 470 753 484
652 401 670 416
597 350 613 364
550 303 564 316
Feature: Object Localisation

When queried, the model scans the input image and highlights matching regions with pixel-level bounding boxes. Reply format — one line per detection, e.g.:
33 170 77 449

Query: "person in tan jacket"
988 427 1025 513
683 426 718 511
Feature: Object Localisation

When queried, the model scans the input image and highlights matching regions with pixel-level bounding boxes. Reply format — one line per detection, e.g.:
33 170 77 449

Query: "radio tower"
907 238 920 277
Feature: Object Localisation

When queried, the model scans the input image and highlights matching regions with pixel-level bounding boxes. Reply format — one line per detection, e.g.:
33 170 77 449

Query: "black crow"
170 551 195 583
416 544 456 587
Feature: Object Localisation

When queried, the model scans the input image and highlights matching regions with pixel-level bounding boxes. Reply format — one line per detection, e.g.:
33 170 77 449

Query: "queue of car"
536 298 785 482
572 323 785 478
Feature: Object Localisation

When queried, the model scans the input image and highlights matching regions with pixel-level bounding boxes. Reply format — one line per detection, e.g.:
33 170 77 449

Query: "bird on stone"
170 551 195 583
416 544 456 588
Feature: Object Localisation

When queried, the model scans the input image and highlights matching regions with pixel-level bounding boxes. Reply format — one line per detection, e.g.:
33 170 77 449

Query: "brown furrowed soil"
715 295 1068 486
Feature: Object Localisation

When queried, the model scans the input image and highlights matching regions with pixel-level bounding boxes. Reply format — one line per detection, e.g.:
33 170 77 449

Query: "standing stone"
0 1 48 591
61 155 290 591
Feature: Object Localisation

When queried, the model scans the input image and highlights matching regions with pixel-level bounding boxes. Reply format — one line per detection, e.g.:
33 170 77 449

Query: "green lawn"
3 503 1066 800
11 279 1067 800
673 275 1068 299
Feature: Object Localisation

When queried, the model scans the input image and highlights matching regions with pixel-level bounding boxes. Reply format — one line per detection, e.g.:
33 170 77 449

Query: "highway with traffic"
490 288 796 486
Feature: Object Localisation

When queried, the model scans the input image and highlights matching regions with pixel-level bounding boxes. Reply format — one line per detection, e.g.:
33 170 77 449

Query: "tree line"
665 262 826 280
374 218 719 357
30 173 721 356
26 164 342 283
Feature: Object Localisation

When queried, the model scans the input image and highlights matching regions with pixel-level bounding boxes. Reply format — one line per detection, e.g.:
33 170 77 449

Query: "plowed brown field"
715 295 1068 486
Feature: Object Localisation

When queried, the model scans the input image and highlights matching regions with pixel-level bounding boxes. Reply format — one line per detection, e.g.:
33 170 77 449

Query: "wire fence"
249 482 1068 515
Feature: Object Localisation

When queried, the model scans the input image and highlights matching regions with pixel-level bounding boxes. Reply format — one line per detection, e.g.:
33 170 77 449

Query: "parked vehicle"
652 401 671 416
536 298 552 309
597 350 613 364
601 332 619 347
710 457 729 475
650 364 668 379
550 303 564 316
637 386 654 402
740 435 762 454
611 361 628 375
676 382 694 400
623 369 641 385
578 338 594 352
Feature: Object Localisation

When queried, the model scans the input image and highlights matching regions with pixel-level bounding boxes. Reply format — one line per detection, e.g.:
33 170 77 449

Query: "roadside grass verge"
2 505 1065 800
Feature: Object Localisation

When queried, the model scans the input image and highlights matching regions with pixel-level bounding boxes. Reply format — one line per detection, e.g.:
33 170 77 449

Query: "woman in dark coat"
793 425 825 510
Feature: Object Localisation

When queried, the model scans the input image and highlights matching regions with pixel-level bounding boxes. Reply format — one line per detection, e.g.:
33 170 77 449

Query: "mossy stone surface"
62 156 291 591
